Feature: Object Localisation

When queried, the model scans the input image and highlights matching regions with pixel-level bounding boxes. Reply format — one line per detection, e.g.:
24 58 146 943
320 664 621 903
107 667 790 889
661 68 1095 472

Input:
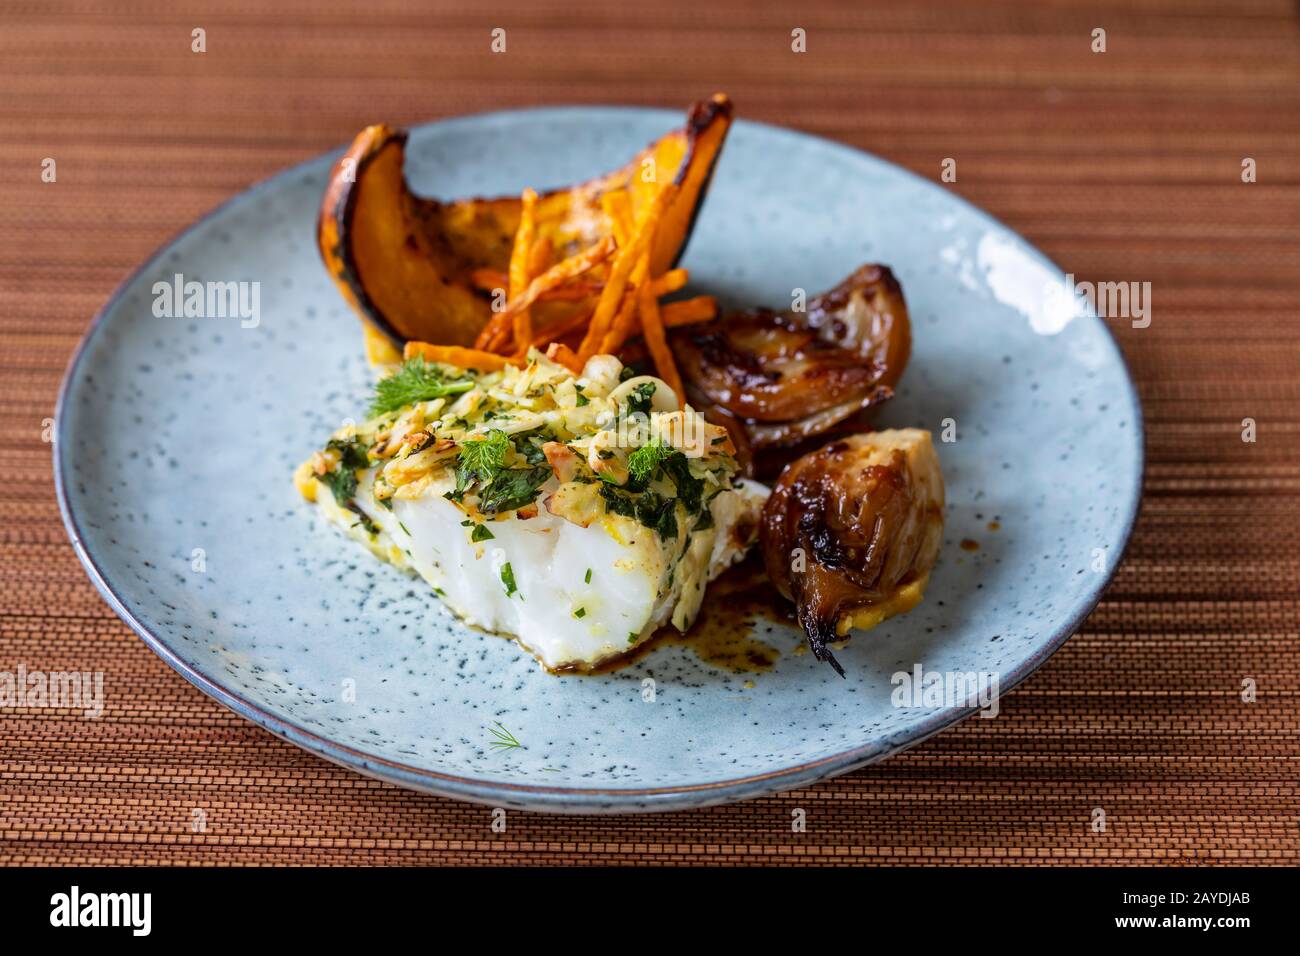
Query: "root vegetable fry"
529 305 596 347
638 271 685 402
474 236 616 351
651 269 688 296
509 188 538 356
544 341 584 373
471 267 508 291
472 269 597 303
527 235 553 276
404 341 521 371
662 295 717 326
599 255 650 355
578 184 677 362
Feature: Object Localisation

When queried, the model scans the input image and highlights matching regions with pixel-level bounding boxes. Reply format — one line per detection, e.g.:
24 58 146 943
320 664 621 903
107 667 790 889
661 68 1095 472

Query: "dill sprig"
488 722 522 751
370 356 473 417
454 428 510 498
627 436 670 485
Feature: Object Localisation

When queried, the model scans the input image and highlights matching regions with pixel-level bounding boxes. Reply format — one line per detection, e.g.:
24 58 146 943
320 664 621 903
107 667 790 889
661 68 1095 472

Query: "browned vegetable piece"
671 264 911 469
759 429 944 675
318 95 733 353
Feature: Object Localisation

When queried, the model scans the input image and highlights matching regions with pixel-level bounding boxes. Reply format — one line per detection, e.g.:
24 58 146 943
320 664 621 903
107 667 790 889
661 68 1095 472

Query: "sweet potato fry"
527 235 553 276
472 268 597 303
529 305 595 347
471 267 508 291
637 271 684 402
599 255 650 355
651 269 688 297
578 184 677 362
509 189 538 356
535 282 602 301
661 295 718 327
404 341 521 371
544 341 584 373
474 235 616 351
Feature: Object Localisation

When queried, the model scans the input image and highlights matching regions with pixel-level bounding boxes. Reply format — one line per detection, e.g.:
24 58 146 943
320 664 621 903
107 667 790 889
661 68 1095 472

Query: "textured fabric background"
2 0 1298 865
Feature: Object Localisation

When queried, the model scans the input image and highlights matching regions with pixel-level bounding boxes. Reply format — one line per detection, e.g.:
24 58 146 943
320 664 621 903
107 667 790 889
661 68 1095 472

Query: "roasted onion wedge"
759 429 944 675
671 264 911 470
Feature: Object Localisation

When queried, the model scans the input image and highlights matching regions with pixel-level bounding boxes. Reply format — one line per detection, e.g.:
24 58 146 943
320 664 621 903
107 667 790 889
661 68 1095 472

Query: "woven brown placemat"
2 0 1298 866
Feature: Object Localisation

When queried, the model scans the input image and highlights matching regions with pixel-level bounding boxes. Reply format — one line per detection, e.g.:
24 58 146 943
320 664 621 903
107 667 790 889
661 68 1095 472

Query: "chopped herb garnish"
573 607 586 619
584 568 592 584
470 523 495 542
513 429 551 466
624 381 657 415
628 631 639 644
452 428 510 499
369 356 473 416
661 452 705 514
599 484 678 540
500 562 518 597
321 437 370 507
478 464 551 515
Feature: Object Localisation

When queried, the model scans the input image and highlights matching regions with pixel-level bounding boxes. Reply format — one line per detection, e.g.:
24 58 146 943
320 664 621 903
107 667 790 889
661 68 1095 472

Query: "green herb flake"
321 437 370 507
500 562 518 597
584 568 592 584
599 484 678 540
370 356 473 417
478 464 551 515
573 607 586 619
624 381 657 415
470 523 495 542
661 452 705 514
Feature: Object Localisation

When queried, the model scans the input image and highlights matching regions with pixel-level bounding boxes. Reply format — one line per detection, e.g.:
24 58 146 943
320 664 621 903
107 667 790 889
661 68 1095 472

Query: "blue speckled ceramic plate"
55 106 1142 812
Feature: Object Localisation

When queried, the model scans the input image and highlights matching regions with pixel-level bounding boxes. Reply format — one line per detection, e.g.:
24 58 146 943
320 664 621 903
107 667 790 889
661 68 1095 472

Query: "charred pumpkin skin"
318 95 733 353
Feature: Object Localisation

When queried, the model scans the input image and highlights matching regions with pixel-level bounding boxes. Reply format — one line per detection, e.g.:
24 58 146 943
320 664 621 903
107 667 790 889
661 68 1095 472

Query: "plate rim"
53 103 1145 813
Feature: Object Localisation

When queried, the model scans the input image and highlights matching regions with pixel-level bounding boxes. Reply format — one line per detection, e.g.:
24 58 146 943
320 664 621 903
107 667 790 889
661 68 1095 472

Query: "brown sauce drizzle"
560 555 792 676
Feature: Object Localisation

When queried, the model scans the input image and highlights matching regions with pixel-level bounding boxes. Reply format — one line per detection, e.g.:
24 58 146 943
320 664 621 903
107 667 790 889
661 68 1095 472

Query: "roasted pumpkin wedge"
319 95 733 361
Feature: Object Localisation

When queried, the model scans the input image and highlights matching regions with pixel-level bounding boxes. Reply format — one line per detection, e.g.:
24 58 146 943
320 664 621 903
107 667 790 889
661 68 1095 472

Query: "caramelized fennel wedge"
670 264 912 474
759 429 944 675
